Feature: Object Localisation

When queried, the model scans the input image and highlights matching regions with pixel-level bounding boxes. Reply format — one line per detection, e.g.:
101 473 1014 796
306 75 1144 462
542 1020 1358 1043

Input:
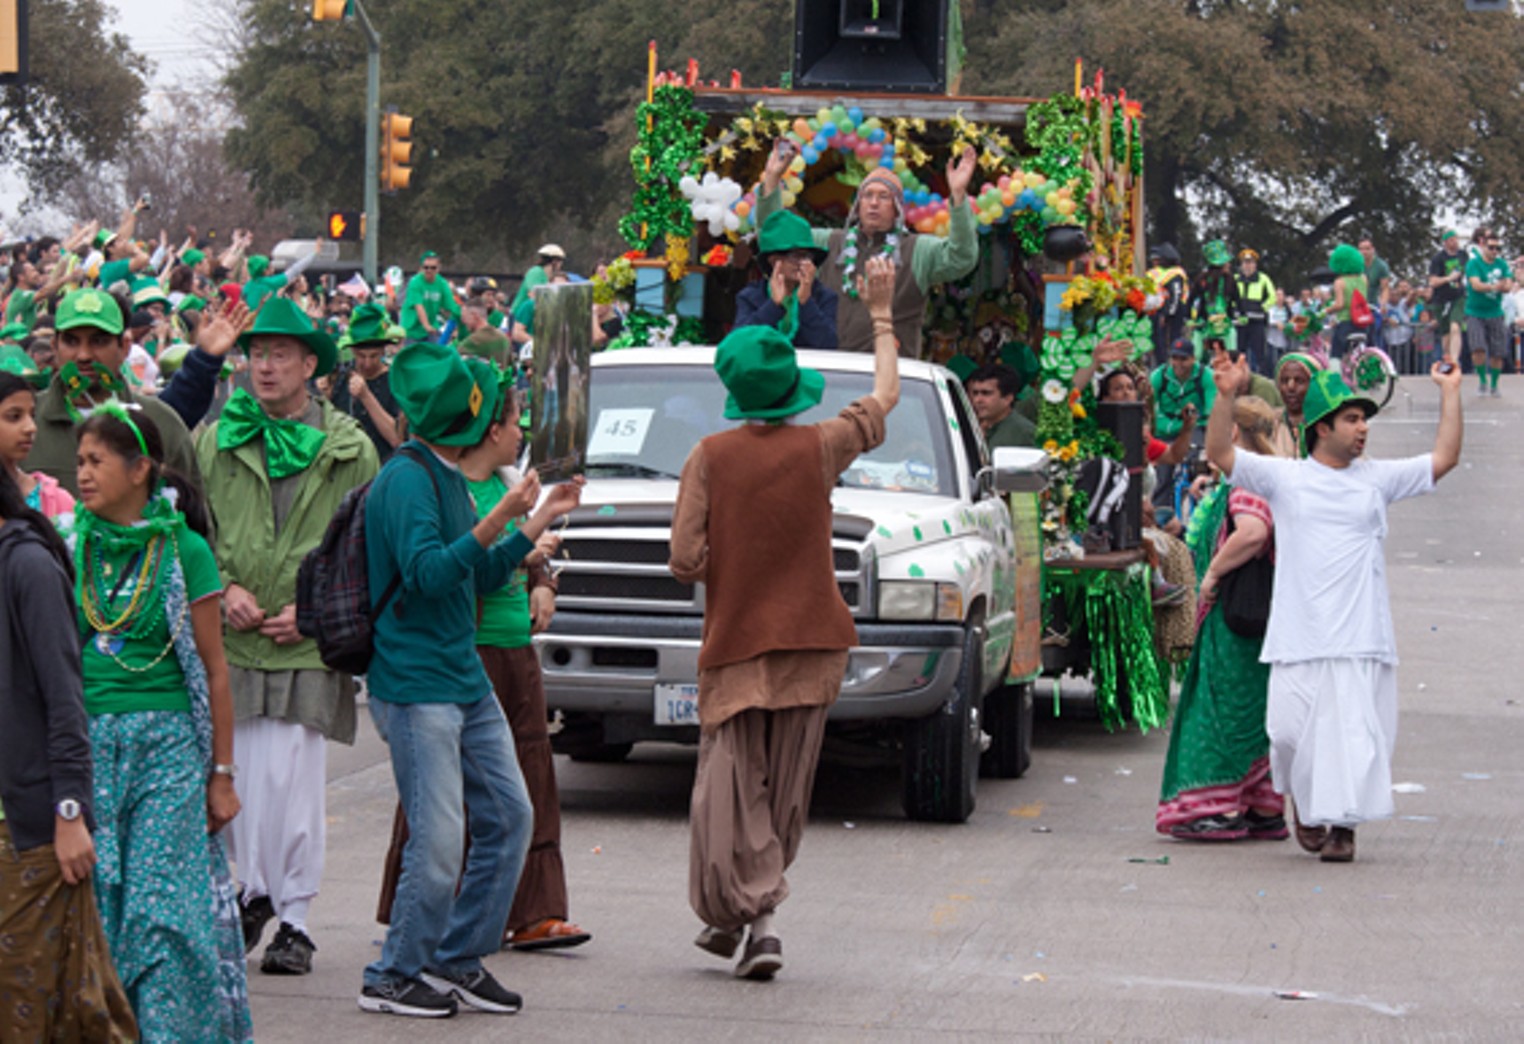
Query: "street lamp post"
355 0 381 286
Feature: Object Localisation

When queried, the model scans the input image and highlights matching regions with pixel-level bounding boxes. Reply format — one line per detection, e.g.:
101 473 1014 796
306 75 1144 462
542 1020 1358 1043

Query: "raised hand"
196 300 252 358
859 255 896 319
946 144 977 204
1211 350 1249 397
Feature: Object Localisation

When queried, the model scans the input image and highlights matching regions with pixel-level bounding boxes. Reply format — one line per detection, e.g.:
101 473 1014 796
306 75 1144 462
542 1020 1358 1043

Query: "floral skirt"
90 711 252 1043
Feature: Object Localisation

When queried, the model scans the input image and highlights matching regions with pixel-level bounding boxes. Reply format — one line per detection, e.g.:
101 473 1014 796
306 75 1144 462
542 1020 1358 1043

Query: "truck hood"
568 479 992 556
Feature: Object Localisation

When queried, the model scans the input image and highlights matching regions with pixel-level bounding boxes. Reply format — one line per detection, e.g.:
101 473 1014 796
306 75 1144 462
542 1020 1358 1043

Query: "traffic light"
327 210 364 242
312 0 350 20
381 110 414 192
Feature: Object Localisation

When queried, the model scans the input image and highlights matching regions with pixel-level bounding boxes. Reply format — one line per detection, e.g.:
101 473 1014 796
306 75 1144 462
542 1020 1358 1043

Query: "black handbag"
1216 513 1273 638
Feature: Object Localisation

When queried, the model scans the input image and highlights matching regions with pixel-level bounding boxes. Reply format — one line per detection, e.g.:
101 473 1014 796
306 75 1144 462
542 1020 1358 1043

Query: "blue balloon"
848 106 864 125
879 156 895 169
813 133 828 150
881 142 895 157
930 192 943 204
976 222 993 235
801 145 820 164
821 122 836 136
868 128 886 144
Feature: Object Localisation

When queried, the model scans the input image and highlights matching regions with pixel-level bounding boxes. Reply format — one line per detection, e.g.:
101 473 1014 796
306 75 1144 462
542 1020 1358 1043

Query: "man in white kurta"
1206 356 1463 861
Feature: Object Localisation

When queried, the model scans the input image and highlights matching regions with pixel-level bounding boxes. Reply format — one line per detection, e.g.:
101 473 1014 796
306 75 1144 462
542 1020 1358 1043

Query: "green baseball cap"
389 340 504 446
55 288 126 336
1300 369 1377 455
715 324 824 421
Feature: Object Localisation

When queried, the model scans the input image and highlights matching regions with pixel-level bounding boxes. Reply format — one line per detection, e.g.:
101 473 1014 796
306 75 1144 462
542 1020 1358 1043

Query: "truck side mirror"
992 446 1049 494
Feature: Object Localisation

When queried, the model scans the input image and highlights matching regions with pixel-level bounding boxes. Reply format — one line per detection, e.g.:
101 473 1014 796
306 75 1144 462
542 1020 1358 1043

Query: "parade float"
598 44 1171 731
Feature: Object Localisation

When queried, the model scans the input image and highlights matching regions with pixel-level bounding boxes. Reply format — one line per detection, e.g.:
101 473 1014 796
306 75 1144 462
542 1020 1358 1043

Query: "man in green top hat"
329 301 404 461
360 340 581 1018
22 287 200 495
402 251 461 343
196 293 378 976
733 210 838 349
670 256 900 981
1207 353 1463 864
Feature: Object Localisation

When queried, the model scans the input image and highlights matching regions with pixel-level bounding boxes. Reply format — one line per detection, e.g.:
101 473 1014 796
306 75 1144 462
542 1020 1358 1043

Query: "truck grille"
554 523 871 616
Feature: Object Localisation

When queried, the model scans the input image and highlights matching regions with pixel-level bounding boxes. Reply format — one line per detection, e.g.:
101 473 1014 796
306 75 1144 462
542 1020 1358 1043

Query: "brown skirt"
376 645 567 934
0 828 138 1043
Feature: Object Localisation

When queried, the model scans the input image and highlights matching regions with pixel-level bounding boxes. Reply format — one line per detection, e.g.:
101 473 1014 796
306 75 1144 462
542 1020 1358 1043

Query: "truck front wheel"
901 624 983 823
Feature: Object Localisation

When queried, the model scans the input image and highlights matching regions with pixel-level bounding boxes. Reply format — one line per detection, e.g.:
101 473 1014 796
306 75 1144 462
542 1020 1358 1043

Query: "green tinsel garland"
1011 94 1095 257
605 310 705 351
1044 563 1170 732
619 86 707 253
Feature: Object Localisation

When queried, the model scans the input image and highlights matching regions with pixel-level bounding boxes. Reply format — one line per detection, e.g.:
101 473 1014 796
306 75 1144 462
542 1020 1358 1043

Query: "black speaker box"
793 0 948 94
1096 400 1144 551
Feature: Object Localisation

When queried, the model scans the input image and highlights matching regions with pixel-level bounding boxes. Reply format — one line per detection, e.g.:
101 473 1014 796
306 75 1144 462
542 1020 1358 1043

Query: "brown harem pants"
688 703 831 932
376 645 567 934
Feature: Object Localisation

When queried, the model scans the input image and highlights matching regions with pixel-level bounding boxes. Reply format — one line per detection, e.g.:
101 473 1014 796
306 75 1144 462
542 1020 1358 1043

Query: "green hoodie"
196 398 379 672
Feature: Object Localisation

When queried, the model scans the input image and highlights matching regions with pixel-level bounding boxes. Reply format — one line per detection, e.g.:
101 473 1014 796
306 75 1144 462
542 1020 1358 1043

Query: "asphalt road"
246 374 1522 1041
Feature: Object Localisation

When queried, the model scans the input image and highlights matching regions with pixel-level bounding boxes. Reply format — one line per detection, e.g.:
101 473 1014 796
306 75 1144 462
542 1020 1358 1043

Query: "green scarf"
216 388 327 479
70 487 184 554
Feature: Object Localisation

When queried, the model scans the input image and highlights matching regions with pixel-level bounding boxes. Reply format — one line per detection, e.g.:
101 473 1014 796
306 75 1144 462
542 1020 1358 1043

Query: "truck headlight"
879 581 964 622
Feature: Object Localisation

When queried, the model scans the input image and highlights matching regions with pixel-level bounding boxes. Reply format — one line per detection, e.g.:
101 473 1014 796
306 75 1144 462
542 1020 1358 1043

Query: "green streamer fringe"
1044 566 1170 733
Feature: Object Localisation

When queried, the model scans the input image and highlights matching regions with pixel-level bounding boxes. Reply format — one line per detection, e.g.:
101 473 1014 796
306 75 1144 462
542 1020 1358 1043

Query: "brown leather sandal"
508 918 592 951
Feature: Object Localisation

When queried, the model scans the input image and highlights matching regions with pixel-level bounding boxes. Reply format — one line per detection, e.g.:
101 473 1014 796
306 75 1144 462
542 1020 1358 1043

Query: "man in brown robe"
669 256 902 980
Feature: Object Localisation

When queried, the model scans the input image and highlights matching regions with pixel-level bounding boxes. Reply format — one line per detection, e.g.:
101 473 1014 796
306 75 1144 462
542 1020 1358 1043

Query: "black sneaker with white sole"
240 893 275 954
358 976 459 1018
420 967 523 1014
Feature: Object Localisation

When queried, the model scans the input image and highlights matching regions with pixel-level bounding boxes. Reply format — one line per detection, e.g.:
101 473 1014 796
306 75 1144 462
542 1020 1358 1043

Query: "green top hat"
338 301 404 349
55 288 126 336
389 340 504 446
1203 240 1231 267
715 324 824 421
1300 369 1378 455
247 254 271 279
236 296 338 376
92 229 118 252
757 211 827 264
182 248 206 266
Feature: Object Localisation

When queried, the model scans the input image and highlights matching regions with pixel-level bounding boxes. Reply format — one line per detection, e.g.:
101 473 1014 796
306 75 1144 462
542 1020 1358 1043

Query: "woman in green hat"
670 256 899 981
1325 243 1369 359
733 211 838 349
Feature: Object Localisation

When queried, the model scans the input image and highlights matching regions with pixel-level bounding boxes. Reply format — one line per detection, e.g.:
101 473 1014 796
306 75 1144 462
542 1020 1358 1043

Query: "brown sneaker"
1291 801 1327 854
1319 827 1356 863
734 933 783 980
694 925 744 959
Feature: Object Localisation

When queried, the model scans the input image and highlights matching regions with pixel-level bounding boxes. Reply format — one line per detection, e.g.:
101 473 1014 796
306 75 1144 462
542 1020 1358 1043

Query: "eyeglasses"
423 265 439 271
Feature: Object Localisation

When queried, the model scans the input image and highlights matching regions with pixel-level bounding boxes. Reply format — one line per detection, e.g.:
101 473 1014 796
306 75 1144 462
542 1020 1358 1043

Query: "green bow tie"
216 388 327 479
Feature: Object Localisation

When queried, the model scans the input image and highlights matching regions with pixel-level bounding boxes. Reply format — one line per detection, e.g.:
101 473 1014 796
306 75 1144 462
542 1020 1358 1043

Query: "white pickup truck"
534 347 1045 822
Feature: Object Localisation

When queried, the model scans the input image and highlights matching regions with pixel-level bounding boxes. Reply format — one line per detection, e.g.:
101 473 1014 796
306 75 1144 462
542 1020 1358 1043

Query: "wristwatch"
212 763 239 779
56 798 83 822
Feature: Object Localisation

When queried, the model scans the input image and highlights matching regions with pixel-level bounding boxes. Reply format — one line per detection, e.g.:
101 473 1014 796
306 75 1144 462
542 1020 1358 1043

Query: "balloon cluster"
968 171 1081 235
680 172 744 236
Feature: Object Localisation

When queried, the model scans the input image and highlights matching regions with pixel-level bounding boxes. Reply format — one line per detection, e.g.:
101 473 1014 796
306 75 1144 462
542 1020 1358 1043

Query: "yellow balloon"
1057 186 1073 200
1057 199 1076 216
1045 191 1060 207
1024 171 1043 188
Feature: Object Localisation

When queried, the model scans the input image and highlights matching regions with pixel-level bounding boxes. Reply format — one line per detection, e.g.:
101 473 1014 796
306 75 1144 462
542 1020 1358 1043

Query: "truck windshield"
585 364 958 497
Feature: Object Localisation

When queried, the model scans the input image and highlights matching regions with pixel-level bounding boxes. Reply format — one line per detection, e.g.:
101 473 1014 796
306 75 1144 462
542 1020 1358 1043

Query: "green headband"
1275 352 1323 380
94 399 149 458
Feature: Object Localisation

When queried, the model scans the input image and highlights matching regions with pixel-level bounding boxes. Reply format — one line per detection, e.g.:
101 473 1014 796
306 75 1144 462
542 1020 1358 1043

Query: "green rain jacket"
196 399 379 672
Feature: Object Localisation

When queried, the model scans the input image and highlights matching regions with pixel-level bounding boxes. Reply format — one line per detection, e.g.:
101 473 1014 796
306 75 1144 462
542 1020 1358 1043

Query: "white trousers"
224 718 327 931
1267 657 1398 828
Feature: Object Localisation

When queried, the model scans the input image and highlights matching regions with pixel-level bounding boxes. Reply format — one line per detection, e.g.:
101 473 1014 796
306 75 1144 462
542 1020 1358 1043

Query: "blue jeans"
364 694 532 986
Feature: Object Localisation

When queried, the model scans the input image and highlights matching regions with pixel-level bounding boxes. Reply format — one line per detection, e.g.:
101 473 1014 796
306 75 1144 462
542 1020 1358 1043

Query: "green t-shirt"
5 289 37 331
1364 255 1392 299
512 297 535 337
465 472 532 649
242 273 289 313
402 274 461 342
79 523 222 716
1465 254 1512 319
97 258 133 290
510 266 549 313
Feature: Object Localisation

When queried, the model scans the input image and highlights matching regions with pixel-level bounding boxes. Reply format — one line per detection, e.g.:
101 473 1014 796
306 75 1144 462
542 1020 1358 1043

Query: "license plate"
654 683 700 726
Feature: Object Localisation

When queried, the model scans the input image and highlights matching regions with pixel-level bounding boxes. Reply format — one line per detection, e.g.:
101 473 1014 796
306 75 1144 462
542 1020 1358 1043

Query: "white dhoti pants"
1267 657 1398 828
224 718 327 931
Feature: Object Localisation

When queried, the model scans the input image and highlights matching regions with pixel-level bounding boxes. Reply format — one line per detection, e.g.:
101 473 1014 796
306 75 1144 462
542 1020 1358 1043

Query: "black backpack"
295 446 439 675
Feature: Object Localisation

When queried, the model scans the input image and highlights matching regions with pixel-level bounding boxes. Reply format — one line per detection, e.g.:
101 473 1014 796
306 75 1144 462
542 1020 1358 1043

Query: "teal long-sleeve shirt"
754 186 978 293
365 441 534 704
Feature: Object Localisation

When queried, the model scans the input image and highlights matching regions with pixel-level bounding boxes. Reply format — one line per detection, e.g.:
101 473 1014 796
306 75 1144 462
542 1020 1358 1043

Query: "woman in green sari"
1157 396 1285 841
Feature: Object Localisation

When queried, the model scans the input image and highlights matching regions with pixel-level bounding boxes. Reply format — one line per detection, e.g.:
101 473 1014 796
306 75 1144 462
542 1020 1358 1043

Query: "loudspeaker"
1096 400 1144 551
793 0 948 94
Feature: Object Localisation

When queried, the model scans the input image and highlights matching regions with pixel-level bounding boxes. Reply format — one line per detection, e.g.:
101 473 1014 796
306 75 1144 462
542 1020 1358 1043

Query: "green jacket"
196 399 379 672
23 377 200 497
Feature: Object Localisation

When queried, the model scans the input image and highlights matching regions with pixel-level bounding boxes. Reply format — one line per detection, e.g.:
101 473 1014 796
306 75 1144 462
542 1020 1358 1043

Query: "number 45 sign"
587 408 653 457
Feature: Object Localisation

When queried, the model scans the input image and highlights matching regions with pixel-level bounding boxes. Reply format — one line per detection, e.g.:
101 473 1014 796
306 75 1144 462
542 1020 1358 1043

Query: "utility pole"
356 1 381 287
